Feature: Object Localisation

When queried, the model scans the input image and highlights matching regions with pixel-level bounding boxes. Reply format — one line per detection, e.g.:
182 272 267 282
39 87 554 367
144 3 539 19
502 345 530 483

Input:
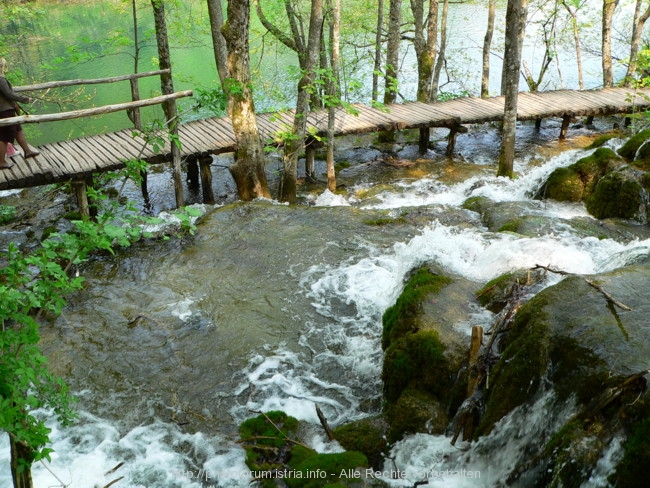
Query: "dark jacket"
0 76 30 112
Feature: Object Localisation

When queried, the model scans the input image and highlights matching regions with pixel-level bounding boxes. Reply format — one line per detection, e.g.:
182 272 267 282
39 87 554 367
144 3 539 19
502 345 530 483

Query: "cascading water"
2 131 649 487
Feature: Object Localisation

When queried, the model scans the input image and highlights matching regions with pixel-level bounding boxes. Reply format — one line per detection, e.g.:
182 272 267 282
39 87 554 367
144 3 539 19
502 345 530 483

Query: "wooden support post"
140 169 150 207
305 142 315 181
72 179 90 220
186 159 200 188
585 115 595 129
535 118 542 130
199 156 215 204
418 127 430 155
446 125 468 157
559 114 571 140
467 325 484 397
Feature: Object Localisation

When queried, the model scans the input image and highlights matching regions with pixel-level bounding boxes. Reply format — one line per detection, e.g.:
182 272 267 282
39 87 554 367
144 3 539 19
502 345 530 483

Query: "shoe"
25 150 40 159
0 162 15 169
6 143 17 158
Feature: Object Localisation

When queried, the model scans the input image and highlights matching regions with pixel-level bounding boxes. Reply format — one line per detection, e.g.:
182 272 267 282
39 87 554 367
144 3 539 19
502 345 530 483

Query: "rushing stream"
2 123 650 487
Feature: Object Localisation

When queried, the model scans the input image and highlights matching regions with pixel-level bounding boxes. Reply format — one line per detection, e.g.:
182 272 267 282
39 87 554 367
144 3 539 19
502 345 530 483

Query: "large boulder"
476 262 650 487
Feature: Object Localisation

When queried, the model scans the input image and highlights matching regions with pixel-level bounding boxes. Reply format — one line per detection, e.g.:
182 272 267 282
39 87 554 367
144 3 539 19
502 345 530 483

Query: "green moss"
585 172 643 219
609 418 650 487
41 225 57 241
0 204 16 224
382 268 452 350
334 161 351 172
586 133 618 149
632 140 650 170
62 211 82 221
477 294 550 436
385 387 447 442
641 172 650 190
285 451 369 488
476 270 532 313
461 196 488 213
544 167 584 202
363 216 406 226
572 147 622 194
332 416 388 469
382 329 448 403
618 128 650 160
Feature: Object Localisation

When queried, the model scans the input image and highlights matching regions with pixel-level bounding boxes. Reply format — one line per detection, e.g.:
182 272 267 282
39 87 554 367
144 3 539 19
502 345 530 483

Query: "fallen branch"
315 404 335 441
585 278 632 311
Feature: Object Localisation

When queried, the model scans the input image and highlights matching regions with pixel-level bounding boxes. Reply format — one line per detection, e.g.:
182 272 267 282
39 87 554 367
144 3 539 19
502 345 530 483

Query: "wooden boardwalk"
1 86 649 192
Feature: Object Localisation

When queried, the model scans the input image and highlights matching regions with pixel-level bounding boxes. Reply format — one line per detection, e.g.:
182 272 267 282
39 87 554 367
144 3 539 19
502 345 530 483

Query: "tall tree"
151 0 184 207
482 0 497 98
384 0 402 106
326 0 341 192
278 0 323 202
623 0 650 86
221 0 271 200
372 0 385 103
561 0 586 90
410 0 438 153
602 0 620 87
521 0 559 92
498 0 529 178
206 0 228 86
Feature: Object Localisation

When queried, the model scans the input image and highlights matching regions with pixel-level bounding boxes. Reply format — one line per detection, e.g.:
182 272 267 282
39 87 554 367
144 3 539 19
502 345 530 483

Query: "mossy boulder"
632 140 650 170
584 168 646 220
381 267 452 350
239 411 375 487
385 387 448 443
332 415 388 469
476 262 650 485
476 269 542 313
536 147 622 202
617 128 650 160
586 132 620 149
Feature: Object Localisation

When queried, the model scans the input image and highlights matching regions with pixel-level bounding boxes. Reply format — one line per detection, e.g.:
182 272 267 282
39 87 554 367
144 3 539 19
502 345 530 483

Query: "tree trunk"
222 0 271 201
602 0 619 87
431 0 449 99
372 0 384 102
206 0 229 87
561 0 585 90
10 435 34 488
410 0 438 154
326 0 341 192
623 0 650 86
498 0 529 178
384 0 401 106
278 0 323 203
151 0 184 207
481 0 497 98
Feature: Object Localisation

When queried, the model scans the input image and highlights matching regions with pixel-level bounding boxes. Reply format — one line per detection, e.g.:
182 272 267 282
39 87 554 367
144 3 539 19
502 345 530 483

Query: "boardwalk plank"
3 86 650 191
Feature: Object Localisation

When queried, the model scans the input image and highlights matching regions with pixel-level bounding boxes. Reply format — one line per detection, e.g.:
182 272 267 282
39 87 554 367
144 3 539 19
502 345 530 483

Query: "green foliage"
193 87 227 115
0 153 198 478
0 205 16 224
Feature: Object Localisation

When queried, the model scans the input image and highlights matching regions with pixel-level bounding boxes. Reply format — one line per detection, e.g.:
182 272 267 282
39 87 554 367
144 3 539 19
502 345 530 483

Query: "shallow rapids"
2 127 649 487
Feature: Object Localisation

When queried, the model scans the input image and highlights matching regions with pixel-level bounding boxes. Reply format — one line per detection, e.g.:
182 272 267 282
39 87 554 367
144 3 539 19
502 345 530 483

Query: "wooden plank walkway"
1 86 649 191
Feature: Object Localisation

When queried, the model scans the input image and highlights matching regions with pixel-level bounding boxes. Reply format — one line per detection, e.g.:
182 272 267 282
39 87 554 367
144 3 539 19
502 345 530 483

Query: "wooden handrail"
0 90 193 126
13 69 171 92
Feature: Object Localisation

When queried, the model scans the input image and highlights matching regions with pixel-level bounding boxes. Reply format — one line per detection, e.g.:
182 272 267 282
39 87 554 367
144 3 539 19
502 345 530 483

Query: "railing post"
128 78 142 130
199 156 215 204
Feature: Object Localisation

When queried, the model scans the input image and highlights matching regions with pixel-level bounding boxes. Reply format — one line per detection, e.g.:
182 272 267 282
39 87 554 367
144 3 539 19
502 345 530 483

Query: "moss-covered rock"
609 417 650 487
586 132 620 149
617 128 650 160
476 269 540 313
385 387 448 443
584 169 646 220
633 140 650 170
382 329 448 403
381 268 452 350
240 411 381 487
332 415 388 469
537 147 622 202
285 451 369 488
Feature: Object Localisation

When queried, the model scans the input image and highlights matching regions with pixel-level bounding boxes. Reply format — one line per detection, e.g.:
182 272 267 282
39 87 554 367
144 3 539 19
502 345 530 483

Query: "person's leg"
15 129 39 158
0 140 10 167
